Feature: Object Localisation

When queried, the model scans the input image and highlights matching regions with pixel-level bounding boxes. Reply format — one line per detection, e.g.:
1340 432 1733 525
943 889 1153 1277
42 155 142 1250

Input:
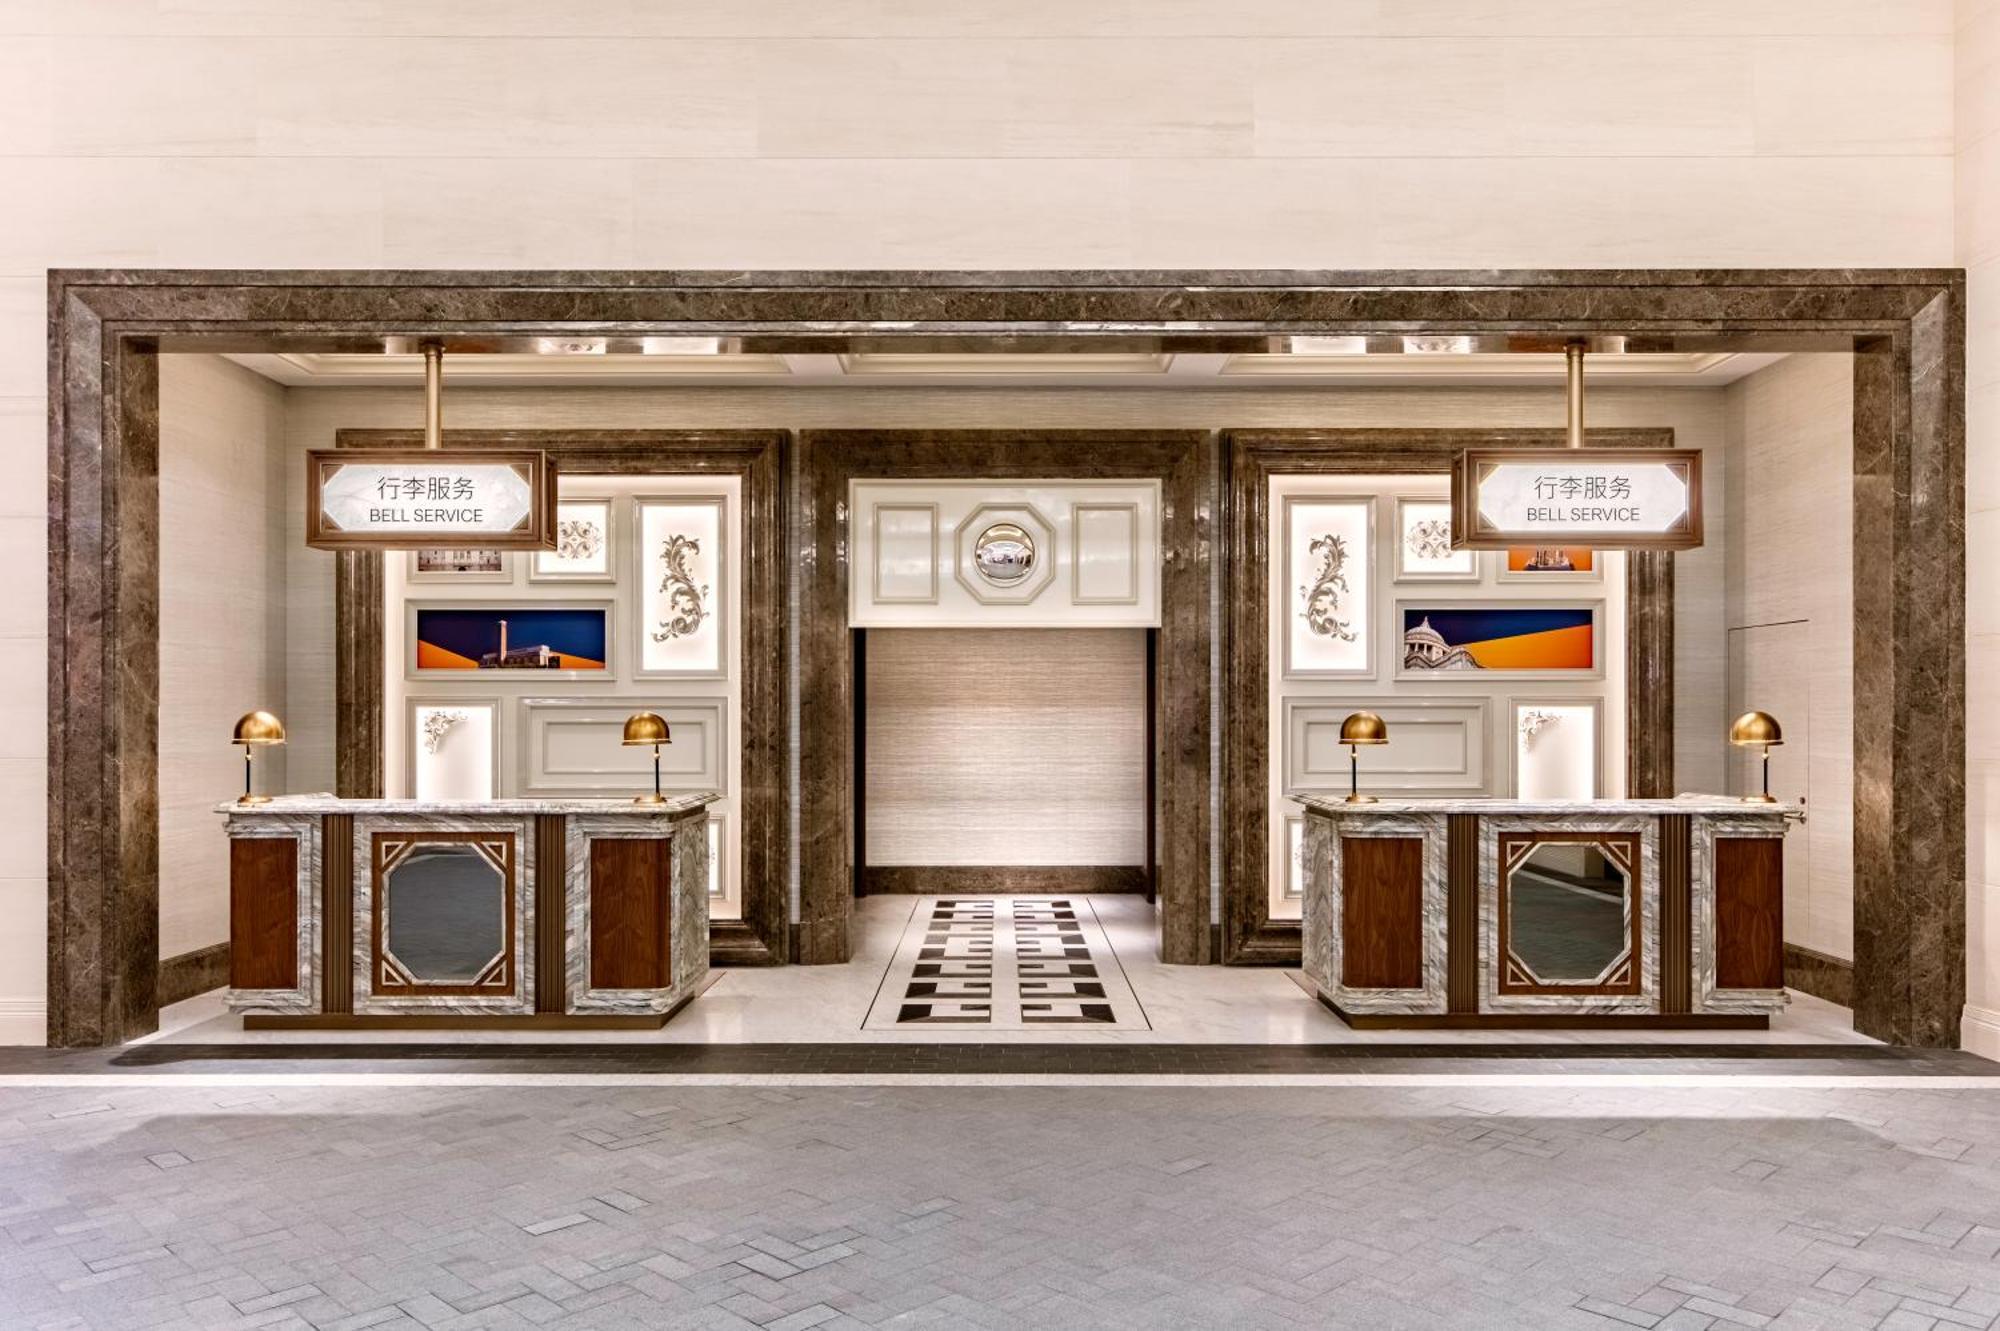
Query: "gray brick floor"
5 1082 2000 1329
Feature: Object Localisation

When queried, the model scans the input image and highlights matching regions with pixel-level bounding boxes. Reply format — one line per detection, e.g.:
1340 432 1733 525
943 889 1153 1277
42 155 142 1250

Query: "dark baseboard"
159 943 229 1007
1784 943 1854 1008
862 866 1150 894
1223 918 1301 966
708 918 783 967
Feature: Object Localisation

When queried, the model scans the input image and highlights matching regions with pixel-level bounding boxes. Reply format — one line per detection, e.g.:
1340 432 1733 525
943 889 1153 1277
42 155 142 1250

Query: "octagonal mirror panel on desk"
1497 833 1640 995
372 834 517 994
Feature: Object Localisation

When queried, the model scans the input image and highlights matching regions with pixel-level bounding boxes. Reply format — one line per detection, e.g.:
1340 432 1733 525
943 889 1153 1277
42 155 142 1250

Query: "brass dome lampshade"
621 711 673 805
1728 710 1783 803
230 709 286 805
1339 711 1390 805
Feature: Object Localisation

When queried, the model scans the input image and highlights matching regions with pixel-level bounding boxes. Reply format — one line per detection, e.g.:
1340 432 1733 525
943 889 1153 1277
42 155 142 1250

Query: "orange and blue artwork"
1401 606 1595 673
415 607 607 671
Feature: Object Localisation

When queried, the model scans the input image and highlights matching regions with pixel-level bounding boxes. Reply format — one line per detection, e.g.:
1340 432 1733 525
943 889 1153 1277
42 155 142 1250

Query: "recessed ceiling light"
640 336 723 356
1287 336 1368 355
1401 335 1476 355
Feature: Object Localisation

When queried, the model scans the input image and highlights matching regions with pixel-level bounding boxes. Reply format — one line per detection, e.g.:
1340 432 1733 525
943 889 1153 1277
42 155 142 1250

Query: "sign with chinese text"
1449 448 1703 551
306 449 558 550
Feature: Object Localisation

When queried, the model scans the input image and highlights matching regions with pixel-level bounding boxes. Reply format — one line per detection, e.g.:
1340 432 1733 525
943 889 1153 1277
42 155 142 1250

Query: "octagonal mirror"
1502 838 1634 989
381 842 508 986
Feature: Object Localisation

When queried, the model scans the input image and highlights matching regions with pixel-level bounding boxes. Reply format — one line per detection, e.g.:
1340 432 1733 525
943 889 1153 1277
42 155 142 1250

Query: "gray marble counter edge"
1297 795 1797 818
219 794 720 817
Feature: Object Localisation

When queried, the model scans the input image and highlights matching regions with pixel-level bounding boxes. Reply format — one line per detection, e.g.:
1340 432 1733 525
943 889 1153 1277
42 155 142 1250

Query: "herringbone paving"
5 1082 2000 1328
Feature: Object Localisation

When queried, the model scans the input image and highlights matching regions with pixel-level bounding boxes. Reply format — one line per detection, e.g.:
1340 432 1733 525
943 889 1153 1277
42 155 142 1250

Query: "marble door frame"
1220 427 1678 967
796 429 1217 966
46 269 1962 1046
326 428 789 969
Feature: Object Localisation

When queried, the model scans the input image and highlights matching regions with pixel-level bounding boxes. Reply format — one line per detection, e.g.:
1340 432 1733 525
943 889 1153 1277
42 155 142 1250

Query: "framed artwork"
1509 698 1604 801
1496 547 1601 583
407 547 511 583
1394 497 1477 582
409 602 613 679
406 698 499 801
635 495 727 678
1394 601 1602 680
530 498 615 583
1280 494 1375 678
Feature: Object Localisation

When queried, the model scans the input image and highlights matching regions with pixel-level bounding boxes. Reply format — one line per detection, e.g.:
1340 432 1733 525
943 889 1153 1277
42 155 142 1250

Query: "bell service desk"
218 795 717 1030
1294 795 1794 1029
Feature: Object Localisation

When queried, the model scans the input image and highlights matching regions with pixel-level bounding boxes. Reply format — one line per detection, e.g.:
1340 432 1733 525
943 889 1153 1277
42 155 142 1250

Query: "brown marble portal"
46 269 1963 1047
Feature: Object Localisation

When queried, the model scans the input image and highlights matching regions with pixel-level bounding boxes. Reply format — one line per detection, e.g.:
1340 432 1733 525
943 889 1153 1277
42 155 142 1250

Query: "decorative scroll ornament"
1518 709 1560 746
554 517 603 564
650 534 711 642
1299 534 1358 642
1405 517 1454 563
420 709 467 754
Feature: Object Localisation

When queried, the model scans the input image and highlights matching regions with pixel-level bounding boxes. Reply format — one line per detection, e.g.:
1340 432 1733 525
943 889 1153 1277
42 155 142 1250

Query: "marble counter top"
218 793 718 818
1294 794 1798 818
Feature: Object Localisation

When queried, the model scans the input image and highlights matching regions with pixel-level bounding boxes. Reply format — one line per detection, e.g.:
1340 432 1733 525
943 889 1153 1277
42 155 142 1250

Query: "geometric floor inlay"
863 896 1151 1030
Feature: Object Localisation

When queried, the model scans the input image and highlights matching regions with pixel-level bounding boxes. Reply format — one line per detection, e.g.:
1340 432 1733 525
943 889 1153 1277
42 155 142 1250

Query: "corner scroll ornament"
1298 534 1358 641
420 709 467 754
650 534 711 642
1518 709 1560 747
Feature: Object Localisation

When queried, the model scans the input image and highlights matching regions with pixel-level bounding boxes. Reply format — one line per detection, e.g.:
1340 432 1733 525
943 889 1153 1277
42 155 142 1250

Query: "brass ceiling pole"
1565 339 1585 448
422 341 444 449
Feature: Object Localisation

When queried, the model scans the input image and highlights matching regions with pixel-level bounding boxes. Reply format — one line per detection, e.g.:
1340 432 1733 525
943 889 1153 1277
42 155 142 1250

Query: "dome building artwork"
1403 616 1483 670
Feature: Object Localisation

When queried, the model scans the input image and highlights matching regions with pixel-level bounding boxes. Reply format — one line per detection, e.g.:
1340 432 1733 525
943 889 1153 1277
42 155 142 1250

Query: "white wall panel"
1283 698 1490 798
518 698 725 798
850 479 1160 628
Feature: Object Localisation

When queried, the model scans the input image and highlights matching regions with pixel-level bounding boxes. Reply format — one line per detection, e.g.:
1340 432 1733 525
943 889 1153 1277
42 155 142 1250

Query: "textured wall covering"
863 628 1147 867
1723 353 1856 964
157 355 289 962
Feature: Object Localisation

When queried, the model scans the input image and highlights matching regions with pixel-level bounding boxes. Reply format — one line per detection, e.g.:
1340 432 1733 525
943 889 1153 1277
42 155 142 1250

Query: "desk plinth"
217 795 717 1029
1295 796 1792 1030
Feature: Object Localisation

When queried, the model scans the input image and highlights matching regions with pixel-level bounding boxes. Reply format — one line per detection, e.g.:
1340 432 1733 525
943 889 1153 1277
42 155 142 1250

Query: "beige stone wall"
1959 0 2000 1057
0 2 1963 1040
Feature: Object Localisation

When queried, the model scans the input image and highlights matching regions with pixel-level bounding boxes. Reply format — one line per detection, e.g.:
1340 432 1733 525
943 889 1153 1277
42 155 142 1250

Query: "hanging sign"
306 449 558 550
1450 448 1703 550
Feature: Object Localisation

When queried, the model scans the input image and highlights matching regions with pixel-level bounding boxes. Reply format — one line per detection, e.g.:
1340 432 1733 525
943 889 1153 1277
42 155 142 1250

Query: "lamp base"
1344 793 1379 805
631 793 669 805
236 793 272 806
1740 793 1778 804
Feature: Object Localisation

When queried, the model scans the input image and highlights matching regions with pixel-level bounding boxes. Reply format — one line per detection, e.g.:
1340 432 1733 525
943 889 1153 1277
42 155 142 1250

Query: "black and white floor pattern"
863 897 1152 1031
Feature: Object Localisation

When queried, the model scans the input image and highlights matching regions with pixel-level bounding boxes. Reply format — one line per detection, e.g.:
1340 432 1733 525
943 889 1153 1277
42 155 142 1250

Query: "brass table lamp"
231 710 286 805
622 711 673 805
1728 710 1783 803
1339 711 1389 804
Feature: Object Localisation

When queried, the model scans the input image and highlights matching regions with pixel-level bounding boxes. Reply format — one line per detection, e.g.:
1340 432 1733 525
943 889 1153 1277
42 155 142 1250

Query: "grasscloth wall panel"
864 628 1147 867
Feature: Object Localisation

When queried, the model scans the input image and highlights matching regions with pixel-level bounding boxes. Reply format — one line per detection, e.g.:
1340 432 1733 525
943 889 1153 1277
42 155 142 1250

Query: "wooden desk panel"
1339 836 1424 990
229 836 298 991
1714 836 1784 991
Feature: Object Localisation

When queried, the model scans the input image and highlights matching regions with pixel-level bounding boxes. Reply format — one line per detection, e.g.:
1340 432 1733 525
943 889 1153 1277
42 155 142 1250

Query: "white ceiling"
223 348 1788 390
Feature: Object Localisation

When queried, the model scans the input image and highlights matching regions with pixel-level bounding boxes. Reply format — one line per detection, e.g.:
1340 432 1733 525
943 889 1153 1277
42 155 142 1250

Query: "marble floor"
149 895 1872 1049
6 1080 2000 1329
